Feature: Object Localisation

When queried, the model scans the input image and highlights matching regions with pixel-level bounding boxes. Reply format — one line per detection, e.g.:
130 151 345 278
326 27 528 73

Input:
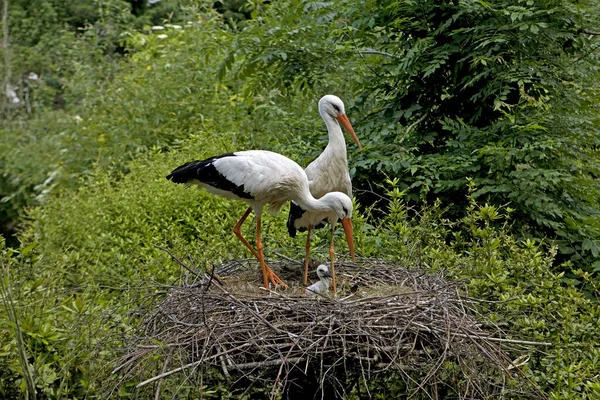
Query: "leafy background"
1 0 599 398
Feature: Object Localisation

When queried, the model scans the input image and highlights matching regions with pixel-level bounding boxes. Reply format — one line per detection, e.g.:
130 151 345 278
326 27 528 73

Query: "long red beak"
336 114 362 149
341 217 356 261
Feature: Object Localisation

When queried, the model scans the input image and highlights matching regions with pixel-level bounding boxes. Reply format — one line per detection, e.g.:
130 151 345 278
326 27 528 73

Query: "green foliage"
215 0 357 98
213 0 255 24
0 13 233 235
0 0 215 120
0 241 36 398
358 180 600 398
2 1 130 116
338 0 600 272
1 0 600 397
206 0 600 274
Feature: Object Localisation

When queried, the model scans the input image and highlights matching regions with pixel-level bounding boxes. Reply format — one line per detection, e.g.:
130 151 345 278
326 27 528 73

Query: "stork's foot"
264 265 288 289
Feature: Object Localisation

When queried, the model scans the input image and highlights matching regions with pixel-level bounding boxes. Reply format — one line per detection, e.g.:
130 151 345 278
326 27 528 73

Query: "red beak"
336 114 362 149
341 217 356 261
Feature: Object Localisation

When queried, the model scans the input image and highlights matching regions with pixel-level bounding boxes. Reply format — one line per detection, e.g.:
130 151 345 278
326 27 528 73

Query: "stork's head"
318 95 362 149
316 264 332 279
321 192 353 220
320 192 356 261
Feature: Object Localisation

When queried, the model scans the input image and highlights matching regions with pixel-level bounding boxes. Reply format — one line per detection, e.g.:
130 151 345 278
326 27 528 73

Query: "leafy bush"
359 180 600 398
0 13 231 234
4 159 599 397
339 0 600 272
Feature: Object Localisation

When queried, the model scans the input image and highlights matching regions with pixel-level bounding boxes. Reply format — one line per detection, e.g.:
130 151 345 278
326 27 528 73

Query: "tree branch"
2 0 11 114
582 29 600 36
360 48 403 60
398 113 428 144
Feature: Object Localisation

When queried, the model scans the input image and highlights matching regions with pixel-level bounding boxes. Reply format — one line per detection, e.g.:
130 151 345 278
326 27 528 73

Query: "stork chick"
305 264 333 297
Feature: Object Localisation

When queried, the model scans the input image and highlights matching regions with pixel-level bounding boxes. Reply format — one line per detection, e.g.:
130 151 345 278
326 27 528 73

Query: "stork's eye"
342 206 349 215
332 104 341 113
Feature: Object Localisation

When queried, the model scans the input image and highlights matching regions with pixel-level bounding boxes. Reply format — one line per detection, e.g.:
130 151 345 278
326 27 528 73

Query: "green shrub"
2 134 599 398
359 180 600 398
1 15 232 235
340 0 600 274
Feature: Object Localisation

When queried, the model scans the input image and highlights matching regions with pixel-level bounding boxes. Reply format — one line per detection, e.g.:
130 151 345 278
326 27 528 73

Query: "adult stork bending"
287 95 361 293
167 150 354 290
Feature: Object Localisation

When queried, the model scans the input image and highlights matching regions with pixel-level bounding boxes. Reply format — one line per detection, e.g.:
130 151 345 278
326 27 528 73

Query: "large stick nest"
111 256 544 399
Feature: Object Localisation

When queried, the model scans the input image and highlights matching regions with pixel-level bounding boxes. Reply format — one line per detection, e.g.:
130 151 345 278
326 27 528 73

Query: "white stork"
166 150 354 290
287 95 361 293
304 264 332 297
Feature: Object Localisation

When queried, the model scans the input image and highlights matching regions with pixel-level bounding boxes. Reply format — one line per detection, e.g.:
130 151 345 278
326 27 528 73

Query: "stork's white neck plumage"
319 106 348 154
294 191 351 217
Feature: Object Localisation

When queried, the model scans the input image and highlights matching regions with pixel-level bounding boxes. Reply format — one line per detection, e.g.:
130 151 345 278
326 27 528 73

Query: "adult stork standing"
166 150 355 290
287 95 361 293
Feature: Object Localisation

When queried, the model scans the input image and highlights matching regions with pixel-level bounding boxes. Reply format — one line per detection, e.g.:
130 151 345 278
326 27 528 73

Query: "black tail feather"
287 201 305 238
287 201 329 238
166 160 204 183
166 153 253 199
167 153 237 183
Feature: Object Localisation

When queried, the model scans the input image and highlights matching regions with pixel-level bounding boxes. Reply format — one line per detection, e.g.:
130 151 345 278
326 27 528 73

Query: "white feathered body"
167 150 353 220
200 150 307 215
305 143 352 198
287 95 358 235
293 145 351 227
305 279 331 297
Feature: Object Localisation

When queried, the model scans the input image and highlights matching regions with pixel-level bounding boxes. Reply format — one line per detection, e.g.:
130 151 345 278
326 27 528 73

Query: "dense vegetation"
1 0 599 398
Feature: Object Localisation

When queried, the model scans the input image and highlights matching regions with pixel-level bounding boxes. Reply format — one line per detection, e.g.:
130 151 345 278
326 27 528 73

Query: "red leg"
255 215 288 289
232 207 287 289
254 215 269 289
301 225 312 295
303 225 312 286
329 223 337 294
232 207 259 258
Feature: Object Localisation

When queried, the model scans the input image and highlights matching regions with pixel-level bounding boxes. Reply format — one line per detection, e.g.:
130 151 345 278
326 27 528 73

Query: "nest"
111 255 546 399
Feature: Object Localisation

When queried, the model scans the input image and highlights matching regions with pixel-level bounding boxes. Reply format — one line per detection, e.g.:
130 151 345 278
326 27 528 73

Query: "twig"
235 358 305 370
398 113 428 144
153 245 203 280
271 251 303 265
136 343 251 388
154 350 172 400
582 29 600 36
451 333 552 346
360 48 403 59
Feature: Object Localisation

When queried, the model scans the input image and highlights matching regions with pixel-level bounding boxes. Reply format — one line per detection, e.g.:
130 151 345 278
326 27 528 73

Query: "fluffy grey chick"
305 265 332 297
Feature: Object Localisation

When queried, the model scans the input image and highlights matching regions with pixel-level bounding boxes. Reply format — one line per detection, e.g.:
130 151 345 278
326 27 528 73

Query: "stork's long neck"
321 112 347 156
295 191 337 214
